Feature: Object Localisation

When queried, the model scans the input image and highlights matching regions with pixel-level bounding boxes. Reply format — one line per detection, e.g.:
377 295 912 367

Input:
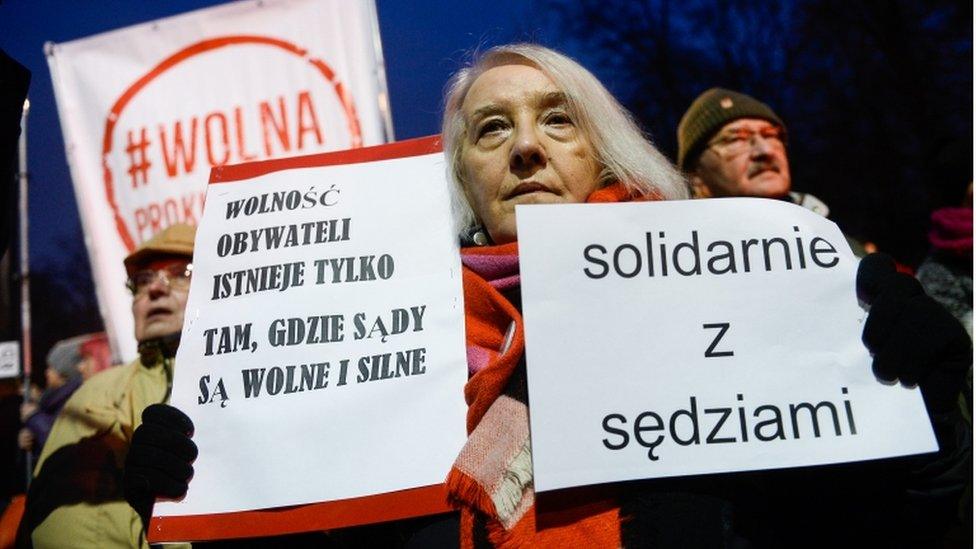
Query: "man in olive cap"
677 87 829 216
19 223 195 549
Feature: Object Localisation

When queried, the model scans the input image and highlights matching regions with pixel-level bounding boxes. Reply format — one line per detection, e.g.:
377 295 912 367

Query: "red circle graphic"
101 35 364 251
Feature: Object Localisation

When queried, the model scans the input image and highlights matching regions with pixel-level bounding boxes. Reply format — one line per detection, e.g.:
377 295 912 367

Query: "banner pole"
366 0 395 142
18 98 33 485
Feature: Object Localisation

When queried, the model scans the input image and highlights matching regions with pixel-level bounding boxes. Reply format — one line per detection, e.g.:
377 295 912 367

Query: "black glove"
857 253 972 414
124 403 198 529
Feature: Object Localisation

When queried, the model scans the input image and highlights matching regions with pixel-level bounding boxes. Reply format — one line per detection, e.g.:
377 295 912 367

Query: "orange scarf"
447 183 656 548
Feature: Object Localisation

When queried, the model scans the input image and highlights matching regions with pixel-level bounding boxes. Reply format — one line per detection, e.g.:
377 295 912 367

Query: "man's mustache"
748 161 781 177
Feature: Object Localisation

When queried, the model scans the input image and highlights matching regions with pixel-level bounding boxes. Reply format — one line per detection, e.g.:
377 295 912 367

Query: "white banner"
0 341 19 379
516 198 937 492
154 139 467 519
47 0 392 361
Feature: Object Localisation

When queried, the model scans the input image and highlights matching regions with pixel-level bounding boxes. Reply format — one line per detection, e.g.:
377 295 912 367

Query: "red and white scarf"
447 184 656 548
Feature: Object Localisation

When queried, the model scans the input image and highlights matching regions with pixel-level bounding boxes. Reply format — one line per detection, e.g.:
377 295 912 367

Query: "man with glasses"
677 87 829 217
677 89 970 545
19 223 194 549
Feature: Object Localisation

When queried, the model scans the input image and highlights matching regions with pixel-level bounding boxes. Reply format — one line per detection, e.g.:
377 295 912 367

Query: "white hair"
442 43 688 235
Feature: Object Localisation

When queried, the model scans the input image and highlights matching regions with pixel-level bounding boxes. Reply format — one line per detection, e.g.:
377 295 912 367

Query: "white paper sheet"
516 198 937 492
154 149 467 516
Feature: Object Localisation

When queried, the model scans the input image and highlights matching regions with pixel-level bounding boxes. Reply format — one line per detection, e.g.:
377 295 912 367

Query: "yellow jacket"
24 354 184 549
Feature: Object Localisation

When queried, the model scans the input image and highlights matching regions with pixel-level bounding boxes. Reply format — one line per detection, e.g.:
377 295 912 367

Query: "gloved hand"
857 253 972 414
124 403 197 529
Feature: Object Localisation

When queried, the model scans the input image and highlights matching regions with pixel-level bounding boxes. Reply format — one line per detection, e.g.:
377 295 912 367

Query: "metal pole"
366 0 395 142
18 98 33 484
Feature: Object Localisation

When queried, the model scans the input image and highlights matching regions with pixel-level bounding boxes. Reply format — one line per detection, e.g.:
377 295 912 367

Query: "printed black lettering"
602 413 629 450
633 411 665 461
789 401 842 438
704 407 736 443
583 244 608 278
703 322 734 358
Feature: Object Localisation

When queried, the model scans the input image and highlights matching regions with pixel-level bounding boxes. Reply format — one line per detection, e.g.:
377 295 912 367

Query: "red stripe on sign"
208 135 443 184
148 483 451 543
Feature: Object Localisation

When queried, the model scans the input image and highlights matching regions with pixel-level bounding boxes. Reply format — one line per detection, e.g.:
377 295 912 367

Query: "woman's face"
459 63 602 244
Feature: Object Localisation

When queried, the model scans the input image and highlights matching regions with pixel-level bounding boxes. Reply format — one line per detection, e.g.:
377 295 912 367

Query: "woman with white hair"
125 43 970 548
440 43 699 547
441 43 686 245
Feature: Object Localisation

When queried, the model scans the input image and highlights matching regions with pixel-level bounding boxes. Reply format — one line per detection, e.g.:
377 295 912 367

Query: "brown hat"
677 88 786 171
124 223 196 275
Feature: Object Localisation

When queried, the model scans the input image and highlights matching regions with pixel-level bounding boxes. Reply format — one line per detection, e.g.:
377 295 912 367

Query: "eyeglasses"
127 263 193 296
707 126 786 156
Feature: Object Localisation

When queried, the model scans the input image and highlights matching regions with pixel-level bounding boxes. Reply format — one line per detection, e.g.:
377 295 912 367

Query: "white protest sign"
153 139 467 526
516 198 937 493
0 341 19 379
47 0 392 362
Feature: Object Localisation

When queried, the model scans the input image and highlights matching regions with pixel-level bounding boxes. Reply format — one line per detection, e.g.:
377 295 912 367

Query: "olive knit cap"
124 223 196 276
677 87 786 171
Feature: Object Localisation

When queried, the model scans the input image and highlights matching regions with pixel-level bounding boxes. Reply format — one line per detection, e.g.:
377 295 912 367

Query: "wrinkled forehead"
134 255 190 273
461 63 565 118
717 117 781 135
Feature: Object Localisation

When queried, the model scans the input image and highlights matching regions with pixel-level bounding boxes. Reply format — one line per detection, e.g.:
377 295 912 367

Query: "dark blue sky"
0 0 541 269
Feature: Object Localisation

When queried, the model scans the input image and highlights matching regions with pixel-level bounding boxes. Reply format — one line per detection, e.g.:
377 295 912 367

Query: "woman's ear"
457 170 481 224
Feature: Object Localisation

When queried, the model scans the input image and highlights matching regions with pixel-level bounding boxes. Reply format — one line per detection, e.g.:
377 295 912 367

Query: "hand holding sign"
124 404 197 529
857 253 972 414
